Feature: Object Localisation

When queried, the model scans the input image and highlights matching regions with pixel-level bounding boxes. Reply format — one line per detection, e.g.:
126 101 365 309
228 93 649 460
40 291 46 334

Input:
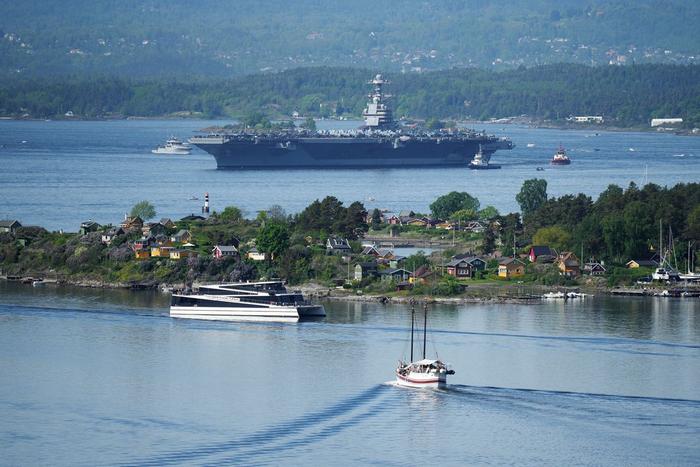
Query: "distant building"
583 262 606 276
568 115 604 123
120 215 143 232
171 229 192 244
446 256 486 279
246 247 266 261
170 249 195 260
498 258 525 279
326 237 352 255
529 246 556 263
212 245 238 259
378 268 412 282
79 221 101 235
354 262 379 281
626 259 659 269
557 252 580 277
0 220 22 234
101 227 124 245
651 118 683 127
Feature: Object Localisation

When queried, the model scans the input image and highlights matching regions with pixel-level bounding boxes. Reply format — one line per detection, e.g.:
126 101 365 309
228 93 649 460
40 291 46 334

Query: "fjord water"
1 119 700 230
1 283 699 465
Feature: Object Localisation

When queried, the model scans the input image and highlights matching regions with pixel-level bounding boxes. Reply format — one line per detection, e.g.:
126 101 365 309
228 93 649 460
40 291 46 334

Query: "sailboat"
679 241 700 281
396 304 454 389
652 223 680 282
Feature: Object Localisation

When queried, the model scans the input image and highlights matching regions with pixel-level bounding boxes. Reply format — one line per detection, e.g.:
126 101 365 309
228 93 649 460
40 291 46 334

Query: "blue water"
1 120 699 230
1 283 699 465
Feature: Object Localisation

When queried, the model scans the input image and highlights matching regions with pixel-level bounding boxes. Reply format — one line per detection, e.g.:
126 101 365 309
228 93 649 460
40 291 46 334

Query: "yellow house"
498 258 525 279
169 249 195 260
150 246 174 257
134 249 150 260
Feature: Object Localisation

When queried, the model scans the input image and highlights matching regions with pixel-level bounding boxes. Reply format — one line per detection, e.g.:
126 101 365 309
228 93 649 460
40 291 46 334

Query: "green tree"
257 222 290 265
533 225 572 252
220 206 244 223
516 179 548 216
478 205 500 220
370 208 382 230
430 191 480 220
685 205 700 241
130 200 156 220
450 209 477 222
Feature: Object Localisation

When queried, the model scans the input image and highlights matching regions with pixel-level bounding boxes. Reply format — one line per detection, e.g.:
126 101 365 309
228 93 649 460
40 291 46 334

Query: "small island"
2 180 699 301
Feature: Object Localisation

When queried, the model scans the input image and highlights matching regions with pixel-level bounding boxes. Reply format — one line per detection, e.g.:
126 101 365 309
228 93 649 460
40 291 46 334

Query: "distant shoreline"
1 115 695 136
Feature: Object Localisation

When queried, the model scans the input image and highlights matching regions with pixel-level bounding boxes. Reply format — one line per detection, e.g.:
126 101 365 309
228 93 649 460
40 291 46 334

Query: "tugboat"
468 145 501 170
396 304 454 389
550 146 571 165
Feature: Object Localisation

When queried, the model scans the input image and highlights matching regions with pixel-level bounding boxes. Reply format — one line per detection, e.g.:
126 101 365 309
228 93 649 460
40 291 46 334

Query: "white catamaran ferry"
170 281 325 322
396 304 454 389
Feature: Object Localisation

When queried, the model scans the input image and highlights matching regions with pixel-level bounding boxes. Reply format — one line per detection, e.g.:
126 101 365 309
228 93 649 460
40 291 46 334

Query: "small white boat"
396 304 454 389
543 292 566 299
152 137 192 155
526 143 536 148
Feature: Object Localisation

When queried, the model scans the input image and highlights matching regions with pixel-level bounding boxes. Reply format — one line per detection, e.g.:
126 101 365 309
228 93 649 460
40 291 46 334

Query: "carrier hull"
194 137 513 169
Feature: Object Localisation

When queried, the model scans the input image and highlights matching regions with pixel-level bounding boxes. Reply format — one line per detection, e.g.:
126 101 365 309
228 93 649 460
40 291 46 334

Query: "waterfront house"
171 229 192 244
170 249 195 260
387 215 400 225
583 262 606 276
151 246 174 258
326 237 352 255
0 220 22 234
142 222 167 237
79 221 101 235
446 256 486 278
159 218 175 229
557 252 580 277
379 268 412 282
529 246 556 263
133 236 157 250
354 262 379 281
410 264 435 284
245 247 266 261
464 221 486 233
436 221 457 230
101 227 125 245
626 259 659 269
134 249 150 260
361 245 381 256
389 255 406 269
406 218 430 228
498 258 525 279
212 245 238 259
120 215 143 232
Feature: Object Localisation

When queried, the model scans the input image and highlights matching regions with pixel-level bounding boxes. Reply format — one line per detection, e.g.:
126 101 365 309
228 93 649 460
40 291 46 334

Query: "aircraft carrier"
189 75 513 169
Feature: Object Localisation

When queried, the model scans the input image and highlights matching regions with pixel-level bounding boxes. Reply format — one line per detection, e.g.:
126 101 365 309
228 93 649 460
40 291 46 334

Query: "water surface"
1 283 698 465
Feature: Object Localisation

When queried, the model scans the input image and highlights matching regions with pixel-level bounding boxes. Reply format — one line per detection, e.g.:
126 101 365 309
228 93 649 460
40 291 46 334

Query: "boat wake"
123 384 391 466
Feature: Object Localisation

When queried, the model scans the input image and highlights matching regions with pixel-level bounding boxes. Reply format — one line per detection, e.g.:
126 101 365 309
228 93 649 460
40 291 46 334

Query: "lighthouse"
202 192 210 214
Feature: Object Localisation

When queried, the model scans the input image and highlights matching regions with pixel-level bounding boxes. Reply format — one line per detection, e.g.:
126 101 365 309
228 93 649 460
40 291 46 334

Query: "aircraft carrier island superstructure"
189 75 513 169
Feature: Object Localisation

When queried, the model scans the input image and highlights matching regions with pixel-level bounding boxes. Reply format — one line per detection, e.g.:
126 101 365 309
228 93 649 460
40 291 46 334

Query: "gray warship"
189 74 513 169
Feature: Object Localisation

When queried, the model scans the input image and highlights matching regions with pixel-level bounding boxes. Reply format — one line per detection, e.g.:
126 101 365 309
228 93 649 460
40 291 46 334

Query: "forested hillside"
1 65 698 126
0 0 698 78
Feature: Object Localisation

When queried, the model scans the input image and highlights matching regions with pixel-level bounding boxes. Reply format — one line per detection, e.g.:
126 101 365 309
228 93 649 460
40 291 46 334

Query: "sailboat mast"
410 306 414 362
422 304 427 359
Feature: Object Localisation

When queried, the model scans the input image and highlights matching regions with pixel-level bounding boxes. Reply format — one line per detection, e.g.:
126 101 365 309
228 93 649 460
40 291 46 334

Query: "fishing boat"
396 304 454 389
